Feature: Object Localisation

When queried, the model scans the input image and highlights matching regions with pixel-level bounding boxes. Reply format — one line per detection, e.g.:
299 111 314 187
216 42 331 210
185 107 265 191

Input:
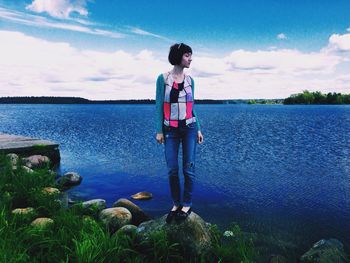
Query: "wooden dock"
0 132 60 167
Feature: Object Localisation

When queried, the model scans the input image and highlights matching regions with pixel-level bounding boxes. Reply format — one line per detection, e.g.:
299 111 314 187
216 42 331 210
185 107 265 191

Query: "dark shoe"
166 205 182 224
175 207 192 222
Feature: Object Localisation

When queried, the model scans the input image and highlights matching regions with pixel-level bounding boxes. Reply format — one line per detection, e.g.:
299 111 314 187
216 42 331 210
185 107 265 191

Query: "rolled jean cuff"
182 201 192 207
173 201 181 206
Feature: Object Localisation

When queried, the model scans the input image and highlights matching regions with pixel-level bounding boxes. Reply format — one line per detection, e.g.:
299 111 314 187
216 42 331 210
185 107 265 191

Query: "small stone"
42 187 60 195
6 153 19 167
21 165 34 174
223 230 234 237
131 191 152 200
12 207 35 216
31 217 54 228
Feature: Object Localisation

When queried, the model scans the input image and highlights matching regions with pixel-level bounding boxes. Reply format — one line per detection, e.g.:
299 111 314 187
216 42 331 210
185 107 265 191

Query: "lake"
1 103 349 259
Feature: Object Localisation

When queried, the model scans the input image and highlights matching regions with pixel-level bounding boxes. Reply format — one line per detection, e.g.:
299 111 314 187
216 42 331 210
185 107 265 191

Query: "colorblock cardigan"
156 73 201 134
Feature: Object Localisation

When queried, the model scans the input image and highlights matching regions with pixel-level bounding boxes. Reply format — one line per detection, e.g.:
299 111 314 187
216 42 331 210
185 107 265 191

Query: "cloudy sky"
1 0 350 100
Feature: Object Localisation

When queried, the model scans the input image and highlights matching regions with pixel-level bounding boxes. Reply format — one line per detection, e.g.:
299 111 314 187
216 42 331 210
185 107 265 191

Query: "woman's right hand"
156 133 165 144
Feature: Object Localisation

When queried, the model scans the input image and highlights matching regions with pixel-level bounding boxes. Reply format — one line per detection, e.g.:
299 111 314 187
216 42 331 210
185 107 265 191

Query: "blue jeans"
163 122 198 207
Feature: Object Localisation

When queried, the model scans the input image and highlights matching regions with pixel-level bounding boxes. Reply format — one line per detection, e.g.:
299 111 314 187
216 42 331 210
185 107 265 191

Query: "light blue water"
1 104 349 258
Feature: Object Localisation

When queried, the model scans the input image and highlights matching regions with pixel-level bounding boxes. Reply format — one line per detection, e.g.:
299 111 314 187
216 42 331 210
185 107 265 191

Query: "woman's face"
181 52 192 68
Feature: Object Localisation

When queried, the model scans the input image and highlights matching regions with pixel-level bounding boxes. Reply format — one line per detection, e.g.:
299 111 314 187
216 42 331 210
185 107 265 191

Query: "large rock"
136 211 215 259
99 207 132 233
22 155 50 169
55 171 82 189
112 198 151 226
82 199 106 212
300 238 349 263
116 224 138 237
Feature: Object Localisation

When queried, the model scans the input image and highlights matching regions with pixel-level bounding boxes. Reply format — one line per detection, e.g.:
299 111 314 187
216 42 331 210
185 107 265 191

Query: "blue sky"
0 0 350 99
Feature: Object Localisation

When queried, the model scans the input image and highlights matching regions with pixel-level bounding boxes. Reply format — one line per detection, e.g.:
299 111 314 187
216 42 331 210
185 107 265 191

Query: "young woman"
155 43 204 223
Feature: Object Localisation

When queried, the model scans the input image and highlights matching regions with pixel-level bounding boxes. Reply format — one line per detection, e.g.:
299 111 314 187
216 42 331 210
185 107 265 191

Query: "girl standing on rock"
155 43 204 223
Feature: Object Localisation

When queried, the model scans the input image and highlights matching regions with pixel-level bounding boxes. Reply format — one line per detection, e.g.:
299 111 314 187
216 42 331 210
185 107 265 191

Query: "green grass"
31 144 51 150
210 223 256 263
0 152 257 263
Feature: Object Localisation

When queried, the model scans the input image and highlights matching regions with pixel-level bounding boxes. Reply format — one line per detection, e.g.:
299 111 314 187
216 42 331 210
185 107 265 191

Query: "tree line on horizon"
283 90 350 104
0 96 280 104
0 92 349 104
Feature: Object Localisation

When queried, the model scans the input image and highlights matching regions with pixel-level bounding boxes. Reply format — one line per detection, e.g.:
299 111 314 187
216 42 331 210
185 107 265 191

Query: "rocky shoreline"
3 152 350 262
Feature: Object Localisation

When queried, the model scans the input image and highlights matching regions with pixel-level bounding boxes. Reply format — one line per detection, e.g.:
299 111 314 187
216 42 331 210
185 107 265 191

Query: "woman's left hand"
197 131 203 144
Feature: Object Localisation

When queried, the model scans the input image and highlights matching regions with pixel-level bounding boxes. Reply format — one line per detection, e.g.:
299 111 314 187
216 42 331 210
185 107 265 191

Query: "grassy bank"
0 152 256 262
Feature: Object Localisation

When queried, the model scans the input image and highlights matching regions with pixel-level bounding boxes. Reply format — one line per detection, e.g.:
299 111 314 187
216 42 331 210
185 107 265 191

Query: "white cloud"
326 33 350 52
0 7 171 40
0 31 168 99
0 7 125 38
0 30 349 100
126 26 174 42
225 49 340 74
26 0 88 19
277 33 287 40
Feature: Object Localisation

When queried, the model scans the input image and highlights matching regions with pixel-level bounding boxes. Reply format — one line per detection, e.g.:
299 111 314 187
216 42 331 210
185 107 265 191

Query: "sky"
0 0 350 100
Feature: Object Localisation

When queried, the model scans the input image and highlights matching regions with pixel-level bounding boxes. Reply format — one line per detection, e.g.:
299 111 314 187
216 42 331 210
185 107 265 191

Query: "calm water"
1 104 349 259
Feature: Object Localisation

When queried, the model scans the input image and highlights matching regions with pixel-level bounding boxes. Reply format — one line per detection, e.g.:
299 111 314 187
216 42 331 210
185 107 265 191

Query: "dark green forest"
284 90 350 104
1 91 349 105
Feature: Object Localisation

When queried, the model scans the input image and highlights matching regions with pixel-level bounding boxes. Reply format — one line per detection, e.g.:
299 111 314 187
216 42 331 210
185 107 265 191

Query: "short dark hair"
168 43 192 65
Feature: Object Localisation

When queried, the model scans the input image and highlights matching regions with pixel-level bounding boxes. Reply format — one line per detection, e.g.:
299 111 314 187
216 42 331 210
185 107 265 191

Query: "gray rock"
99 207 132 233
116 224 138 237
22 155 50 169
21 165 34 174
56 171 83 189
6 153 19 169
112 198 151 226
82 199 106 211
300 238 349 263
136 211 215 259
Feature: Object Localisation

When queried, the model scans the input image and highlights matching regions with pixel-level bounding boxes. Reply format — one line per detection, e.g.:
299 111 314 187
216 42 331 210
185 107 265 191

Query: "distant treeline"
0 96 282 104
247 99 282 104
3 93 348 105
0 96 154 104
283 90 350 104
